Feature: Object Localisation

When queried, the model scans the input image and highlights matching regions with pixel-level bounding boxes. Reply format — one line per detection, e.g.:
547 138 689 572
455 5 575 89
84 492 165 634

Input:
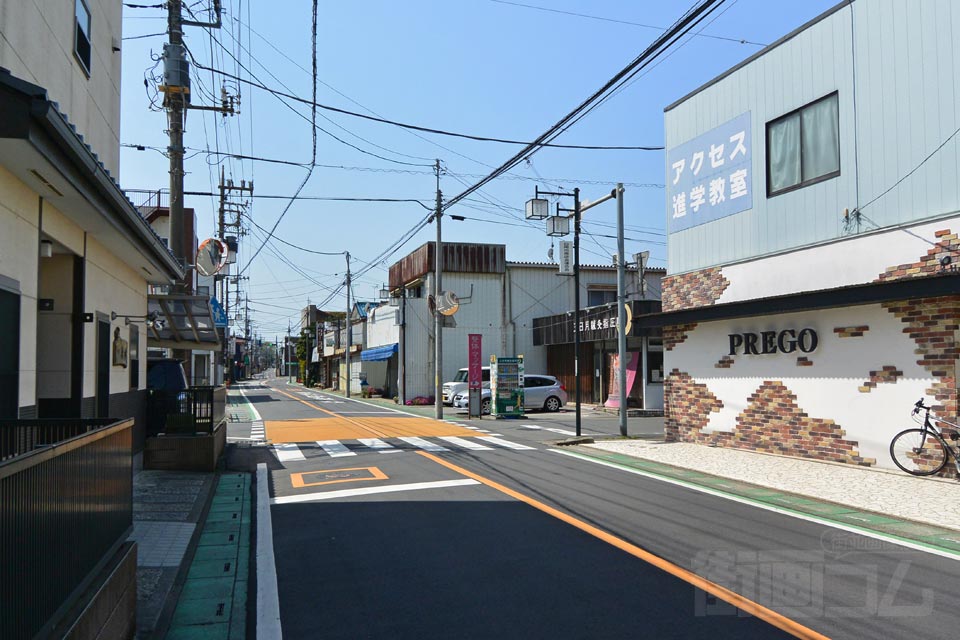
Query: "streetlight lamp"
526 185 620 437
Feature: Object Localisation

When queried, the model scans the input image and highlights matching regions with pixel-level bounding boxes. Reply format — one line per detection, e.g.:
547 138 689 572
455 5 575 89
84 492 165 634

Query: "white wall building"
660 0 960 475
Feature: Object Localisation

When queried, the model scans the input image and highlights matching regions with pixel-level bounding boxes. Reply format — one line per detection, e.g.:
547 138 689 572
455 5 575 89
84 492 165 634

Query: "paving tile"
172 596 232 628
201 520 243 534
193 545 239 562
205 510 242 523
188 558 237 579
180 576 237 601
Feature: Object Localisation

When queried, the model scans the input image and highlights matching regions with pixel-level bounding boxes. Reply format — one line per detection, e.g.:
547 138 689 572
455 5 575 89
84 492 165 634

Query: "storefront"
533 300 663 411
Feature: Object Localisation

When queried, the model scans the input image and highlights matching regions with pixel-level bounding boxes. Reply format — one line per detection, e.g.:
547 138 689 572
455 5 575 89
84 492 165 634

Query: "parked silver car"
442 366 490 405
453 375 567 414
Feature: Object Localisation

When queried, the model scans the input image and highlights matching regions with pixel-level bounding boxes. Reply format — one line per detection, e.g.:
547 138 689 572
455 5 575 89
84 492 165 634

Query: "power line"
122 143 666 188
240 0 319 275
184 190 432 208
487 0 766 46
181 65 664 151
443 0 727 211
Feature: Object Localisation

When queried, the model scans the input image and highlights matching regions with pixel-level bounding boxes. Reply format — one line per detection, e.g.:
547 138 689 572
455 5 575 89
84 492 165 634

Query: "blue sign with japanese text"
667 112 752 233
210 297 227 328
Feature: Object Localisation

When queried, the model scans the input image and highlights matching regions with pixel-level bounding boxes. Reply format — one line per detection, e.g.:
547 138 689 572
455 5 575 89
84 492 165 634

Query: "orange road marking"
291 466 388 488
270 387 391 438
417 451 831 640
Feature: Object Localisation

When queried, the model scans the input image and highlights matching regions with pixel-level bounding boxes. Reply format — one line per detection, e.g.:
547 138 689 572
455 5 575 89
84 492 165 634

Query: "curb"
561 445 960 558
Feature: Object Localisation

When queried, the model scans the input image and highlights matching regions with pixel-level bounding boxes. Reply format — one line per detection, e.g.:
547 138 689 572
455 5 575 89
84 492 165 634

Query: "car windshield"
453 370 469 383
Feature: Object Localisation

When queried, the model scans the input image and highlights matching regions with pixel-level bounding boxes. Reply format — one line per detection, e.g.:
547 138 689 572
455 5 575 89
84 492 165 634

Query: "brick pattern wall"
834 325 869 338
664 370 723 442
796 357 813 367
877 229 959 282
715 355 734 369
662 267 730 312
858 366 904 392
664 323 698 351
882 295 960 420
668 376 874 466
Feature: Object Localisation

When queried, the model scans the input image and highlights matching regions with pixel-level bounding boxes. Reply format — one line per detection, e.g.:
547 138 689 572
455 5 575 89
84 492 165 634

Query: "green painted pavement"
167 472 251 639
573 447 960 556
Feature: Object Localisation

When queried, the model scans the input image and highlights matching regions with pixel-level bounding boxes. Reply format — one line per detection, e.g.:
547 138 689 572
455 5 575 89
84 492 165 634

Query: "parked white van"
441 367 490 405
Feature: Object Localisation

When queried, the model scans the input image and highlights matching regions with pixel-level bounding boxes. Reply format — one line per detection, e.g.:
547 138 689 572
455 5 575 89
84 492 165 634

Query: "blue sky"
119 0 839 336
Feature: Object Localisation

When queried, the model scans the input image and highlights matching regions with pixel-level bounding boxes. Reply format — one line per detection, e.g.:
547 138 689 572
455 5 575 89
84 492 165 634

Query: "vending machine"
490 354 524 418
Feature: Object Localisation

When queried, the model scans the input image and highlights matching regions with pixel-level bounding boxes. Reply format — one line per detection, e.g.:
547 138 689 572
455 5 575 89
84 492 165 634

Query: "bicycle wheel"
890 429 948 476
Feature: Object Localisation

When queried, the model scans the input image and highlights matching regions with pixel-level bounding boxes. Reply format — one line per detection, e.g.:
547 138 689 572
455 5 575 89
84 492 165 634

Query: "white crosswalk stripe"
474 436 536 450
398 436 449 452
357 438 402 453
274 443 305 462
544 427 577 436
269 435 538 461
438 436 493 450
317 440 356 457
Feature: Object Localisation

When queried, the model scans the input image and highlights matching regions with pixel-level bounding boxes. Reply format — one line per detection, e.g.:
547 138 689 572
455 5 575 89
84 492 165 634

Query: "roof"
507 261 666 273
664 0 852 112
0 68 183 282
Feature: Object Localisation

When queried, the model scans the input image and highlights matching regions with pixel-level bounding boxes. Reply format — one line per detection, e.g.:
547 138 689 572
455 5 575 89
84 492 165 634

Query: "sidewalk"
575 439 960 553
128 470 217 639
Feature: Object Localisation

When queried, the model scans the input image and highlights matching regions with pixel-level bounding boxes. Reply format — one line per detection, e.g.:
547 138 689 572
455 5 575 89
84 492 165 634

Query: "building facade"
661 0 960 475
384 242 663 406
0 1 182 456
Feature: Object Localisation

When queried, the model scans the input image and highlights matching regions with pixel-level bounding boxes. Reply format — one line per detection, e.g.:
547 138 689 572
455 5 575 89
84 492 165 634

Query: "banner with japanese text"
667 112 752 232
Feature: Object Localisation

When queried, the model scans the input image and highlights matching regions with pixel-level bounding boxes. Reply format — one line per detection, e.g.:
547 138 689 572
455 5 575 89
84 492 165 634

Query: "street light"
526 185 621 437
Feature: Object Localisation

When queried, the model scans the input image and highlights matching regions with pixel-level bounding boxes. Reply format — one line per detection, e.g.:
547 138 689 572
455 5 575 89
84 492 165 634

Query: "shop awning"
147 294 221 351
361 343 398 361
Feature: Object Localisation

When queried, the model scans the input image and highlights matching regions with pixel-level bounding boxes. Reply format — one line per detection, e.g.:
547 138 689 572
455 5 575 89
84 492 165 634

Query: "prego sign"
728 328 818 356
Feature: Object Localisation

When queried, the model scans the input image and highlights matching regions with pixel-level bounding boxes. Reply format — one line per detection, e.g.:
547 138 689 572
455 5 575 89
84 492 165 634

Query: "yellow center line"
270 386 392 439
417 451 831 640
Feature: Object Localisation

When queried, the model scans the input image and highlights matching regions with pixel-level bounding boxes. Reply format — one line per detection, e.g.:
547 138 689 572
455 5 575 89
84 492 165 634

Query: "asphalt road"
229 376 960 639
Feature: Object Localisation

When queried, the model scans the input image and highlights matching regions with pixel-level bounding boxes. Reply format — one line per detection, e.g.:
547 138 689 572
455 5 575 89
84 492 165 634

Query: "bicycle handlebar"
913 398 930 415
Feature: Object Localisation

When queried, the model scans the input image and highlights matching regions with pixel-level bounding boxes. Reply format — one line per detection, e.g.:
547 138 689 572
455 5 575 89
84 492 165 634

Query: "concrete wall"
0 0 124 176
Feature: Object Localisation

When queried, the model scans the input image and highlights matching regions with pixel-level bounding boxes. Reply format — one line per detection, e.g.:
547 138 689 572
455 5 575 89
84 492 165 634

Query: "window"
766 93 839 196
74 0 92 74
587 288 616 307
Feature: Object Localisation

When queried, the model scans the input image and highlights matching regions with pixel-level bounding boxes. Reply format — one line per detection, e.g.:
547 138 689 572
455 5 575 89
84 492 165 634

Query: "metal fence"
146 385 227 437
0 418 133 640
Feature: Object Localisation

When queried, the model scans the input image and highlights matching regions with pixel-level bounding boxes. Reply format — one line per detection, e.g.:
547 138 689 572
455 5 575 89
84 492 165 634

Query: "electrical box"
490 354 523 419
162 43 191 103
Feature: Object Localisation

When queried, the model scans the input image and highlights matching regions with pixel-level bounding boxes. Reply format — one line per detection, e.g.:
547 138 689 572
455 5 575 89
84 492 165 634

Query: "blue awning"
361 343 398 361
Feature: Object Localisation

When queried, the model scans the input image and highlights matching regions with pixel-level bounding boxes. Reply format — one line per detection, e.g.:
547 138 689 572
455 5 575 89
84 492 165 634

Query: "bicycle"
889 399 960 476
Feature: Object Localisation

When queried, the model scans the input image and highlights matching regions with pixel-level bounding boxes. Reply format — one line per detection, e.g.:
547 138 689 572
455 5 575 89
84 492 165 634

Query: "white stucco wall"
669 304 937 470
0 165 40 410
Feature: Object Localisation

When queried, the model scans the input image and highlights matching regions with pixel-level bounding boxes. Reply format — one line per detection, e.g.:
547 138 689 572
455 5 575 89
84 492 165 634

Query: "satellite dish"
196 238 228 276
436 290 460 316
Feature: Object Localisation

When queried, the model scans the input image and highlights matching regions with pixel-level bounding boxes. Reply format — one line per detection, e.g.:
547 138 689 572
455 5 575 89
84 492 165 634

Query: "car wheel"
481 398 491 415
543 396 562 412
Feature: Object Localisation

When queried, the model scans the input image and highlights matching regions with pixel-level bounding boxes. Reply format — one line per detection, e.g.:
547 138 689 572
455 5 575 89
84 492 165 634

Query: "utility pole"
433 159 443 420
287 321 292 383
345 252 352 398
572 187 581 436
164 0 186 266
615 183 627 437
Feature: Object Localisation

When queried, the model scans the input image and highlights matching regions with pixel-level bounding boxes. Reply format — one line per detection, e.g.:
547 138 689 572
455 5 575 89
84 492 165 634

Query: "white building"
660 0 960 475
0 0 182 435
383 242 663 407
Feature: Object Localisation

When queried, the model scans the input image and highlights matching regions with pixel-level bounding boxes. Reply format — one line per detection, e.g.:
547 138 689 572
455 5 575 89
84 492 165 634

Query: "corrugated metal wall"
665 0 960 274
